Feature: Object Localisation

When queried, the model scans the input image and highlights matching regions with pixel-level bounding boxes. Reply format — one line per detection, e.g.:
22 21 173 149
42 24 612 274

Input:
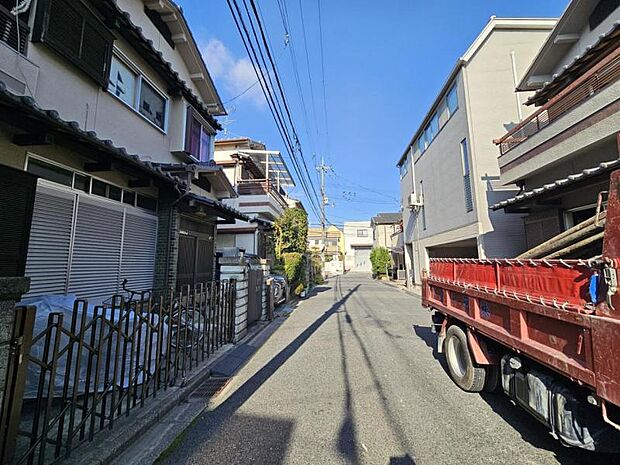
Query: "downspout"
164 182 192 292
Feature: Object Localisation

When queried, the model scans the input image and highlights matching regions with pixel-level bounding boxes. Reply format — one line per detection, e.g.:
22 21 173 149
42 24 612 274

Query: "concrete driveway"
158 273 614 465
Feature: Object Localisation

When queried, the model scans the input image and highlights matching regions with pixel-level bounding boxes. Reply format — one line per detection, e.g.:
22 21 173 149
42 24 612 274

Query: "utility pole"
316 156 331 275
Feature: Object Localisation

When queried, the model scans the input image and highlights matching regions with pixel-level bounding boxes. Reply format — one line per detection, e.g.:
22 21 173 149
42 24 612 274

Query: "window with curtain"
186 107 214 162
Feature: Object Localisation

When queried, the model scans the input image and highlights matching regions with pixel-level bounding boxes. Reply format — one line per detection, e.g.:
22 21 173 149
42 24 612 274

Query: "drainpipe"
164 183 192 292
510 50 523 122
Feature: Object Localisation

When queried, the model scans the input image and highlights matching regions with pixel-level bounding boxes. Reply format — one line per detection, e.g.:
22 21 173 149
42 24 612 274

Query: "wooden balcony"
496 46 620 156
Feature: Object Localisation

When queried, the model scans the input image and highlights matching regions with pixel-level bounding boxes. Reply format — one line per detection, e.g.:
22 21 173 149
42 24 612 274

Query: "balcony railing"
237 179 288 210
0 4 29 54
496 48 620 156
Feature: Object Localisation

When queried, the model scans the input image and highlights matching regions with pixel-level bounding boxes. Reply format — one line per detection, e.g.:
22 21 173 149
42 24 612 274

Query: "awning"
157 162 238 199
239 150 295 187
490 159 620 210
185 193 250 223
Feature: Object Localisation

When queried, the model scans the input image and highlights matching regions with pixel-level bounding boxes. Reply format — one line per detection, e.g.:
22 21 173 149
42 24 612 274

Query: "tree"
273 208 308 258
370 247 391 277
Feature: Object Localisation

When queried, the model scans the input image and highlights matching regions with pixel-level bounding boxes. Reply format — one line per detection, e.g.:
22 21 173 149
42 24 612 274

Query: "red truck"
421 171 620 452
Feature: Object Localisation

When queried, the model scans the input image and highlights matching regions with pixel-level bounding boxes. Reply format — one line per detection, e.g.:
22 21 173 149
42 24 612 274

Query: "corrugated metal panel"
120 212 158 291
24 186 75 296
68 197 124 301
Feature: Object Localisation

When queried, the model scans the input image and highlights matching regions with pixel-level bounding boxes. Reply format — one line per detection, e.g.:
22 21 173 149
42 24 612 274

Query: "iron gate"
0 280 235 465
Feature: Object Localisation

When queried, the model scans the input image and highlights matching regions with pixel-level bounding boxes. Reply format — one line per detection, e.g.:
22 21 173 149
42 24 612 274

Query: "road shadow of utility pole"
335 279 417 464
160 283 362 465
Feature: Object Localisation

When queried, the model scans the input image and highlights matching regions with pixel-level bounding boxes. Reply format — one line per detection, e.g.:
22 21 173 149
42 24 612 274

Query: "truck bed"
422 257 620 408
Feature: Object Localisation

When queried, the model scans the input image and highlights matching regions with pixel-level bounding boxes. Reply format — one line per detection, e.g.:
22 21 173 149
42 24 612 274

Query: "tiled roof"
490 159 620 210
187 193 250 221
372 212 402 224
0 80 185 187
526 21 620 106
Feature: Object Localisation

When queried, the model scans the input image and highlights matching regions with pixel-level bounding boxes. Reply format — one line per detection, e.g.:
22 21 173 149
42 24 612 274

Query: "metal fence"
1 280 236 465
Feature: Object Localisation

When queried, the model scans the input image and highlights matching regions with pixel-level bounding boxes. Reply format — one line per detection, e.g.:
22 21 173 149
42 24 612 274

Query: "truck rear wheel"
445 325 486 392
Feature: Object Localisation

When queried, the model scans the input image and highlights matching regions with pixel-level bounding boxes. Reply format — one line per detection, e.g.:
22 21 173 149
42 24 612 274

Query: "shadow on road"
159 283 361 465
411 323 616 465
334 279 418 464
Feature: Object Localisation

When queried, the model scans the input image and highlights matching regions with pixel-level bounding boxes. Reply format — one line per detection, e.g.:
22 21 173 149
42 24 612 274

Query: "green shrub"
294 283 305 296
282 252 306 288
370 247 391 277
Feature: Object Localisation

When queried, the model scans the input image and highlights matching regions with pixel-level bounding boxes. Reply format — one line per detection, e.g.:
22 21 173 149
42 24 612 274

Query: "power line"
317 0 331 161
225 0 323 220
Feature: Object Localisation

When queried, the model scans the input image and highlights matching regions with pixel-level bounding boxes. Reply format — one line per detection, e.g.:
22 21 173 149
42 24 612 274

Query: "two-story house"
371 212 405 275
343 221 374 272
308 225 345 259
213 137 295 259
396 17 556 286
492 0 620 257
0 0 248 302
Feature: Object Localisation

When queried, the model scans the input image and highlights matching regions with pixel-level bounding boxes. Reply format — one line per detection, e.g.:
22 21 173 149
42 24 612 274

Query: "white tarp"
19 295 167 398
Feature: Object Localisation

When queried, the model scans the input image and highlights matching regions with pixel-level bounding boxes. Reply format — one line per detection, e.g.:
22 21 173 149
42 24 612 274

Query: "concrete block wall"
219 257 249 342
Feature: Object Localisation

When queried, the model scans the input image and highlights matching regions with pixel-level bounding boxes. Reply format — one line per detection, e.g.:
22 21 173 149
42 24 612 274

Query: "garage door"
354 247 372 272
24 183 158 303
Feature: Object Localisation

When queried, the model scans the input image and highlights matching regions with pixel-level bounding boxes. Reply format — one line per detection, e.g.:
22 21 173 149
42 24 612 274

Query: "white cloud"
202 39 265 108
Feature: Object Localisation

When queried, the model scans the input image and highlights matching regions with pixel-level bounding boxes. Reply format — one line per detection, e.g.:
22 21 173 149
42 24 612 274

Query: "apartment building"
397 17 556 285
214 137 295 259
492 0 620 256
308 225 345 259
0 0 247 302
344 221 373 272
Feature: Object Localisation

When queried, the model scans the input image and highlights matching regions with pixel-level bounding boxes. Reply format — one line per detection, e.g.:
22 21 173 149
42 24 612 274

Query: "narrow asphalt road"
159 273 614 465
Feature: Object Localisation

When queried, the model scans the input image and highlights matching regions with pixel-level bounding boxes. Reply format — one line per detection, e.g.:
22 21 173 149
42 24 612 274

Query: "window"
430 113 439 139
109 57 137 107
447 84 458 115
27 158 73 187
419 180 426 230
140 80 166 129
357 229 368 237
25 157 156 211
417 137 425 154
33 0 114 87
186 107 215 162
108 54 168 131
461 139 473 212
399 156 409 177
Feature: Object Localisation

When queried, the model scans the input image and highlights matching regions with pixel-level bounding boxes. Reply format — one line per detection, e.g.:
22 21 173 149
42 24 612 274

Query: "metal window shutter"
24 186 75 297
120 211 158 291
68 196 124 301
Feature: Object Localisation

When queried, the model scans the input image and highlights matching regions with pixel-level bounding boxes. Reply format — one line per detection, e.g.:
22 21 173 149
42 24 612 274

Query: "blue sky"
177 0 568 225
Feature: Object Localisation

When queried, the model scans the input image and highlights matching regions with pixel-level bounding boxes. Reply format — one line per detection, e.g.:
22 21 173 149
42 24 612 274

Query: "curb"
379 279 422 299
64 316 285 465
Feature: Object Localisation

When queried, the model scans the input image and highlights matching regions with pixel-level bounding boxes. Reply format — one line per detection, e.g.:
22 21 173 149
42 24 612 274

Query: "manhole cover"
190 376 231 399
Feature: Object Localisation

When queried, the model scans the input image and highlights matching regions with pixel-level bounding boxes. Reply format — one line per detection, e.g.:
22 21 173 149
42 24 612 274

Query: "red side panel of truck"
422 170 620 409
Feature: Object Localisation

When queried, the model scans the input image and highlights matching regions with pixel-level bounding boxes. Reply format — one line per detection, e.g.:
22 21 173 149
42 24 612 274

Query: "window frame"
185 106 216 162
356 229 369 238
107 51 169 134
32 0 114 87
447 83 459 116
25 154 158 213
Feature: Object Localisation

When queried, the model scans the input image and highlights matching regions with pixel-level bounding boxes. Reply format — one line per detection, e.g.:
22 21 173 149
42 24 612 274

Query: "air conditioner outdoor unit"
408 193 423 208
